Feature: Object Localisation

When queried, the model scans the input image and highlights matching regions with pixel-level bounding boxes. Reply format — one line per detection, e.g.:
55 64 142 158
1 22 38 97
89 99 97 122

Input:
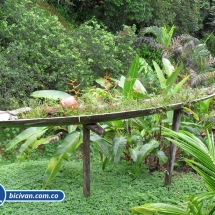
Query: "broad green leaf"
31 90 71 100
133 79 147 94
165 64 182 92
162 58 174 76
172 75 189 94
68 125 77 133
19 128 48 153
131 140 159 165
44 156 63 187
31 136 52 149
153 61 166 90
118 76 147 96
7 127 48 150
154 150 168 165
44 131 81 186
102 157 110 171
112 135 127 163
131 203 185 215
91 134 110 156
123 56 140 99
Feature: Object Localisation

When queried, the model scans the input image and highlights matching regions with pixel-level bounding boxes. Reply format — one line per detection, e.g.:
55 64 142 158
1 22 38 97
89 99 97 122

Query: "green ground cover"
0 159 206 215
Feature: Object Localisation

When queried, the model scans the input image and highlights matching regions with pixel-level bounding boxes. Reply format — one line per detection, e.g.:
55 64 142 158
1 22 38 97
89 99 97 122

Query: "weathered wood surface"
164 108 182 185
83 125 91 197
0 93 214 127
85 123 105 135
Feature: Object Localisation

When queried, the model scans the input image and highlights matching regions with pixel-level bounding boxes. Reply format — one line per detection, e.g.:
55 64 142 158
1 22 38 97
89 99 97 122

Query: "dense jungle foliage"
0 0 215 109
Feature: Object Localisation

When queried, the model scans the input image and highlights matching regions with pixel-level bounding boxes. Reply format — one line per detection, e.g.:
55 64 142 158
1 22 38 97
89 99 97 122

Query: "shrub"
0 0 137 109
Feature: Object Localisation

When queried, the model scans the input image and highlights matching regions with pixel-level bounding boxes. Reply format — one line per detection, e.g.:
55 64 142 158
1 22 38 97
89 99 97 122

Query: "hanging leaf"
91 134 110 157
112 135 127 163
131 140 159 165
6 127 48 150
31 136 52 149
154 150 168 165
19 128 49 153
44 131 81 186
31 90 71 100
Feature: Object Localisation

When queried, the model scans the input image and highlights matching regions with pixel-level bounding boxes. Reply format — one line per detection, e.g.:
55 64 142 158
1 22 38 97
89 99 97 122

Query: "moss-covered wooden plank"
0 92 214 127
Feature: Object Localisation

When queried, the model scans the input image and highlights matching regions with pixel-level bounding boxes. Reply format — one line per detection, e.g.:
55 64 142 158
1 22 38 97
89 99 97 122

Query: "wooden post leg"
164 108 182 185
83 125 90 197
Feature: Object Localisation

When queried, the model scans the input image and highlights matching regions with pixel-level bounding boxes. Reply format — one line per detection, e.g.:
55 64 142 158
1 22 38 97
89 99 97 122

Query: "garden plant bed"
0 87 214 127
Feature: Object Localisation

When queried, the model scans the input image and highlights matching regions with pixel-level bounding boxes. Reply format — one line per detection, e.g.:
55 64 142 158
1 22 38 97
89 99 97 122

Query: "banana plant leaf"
31 90 71 100
112 135 127 163
6 127 48 150
91 134 110 157
131 140 159 165
44 131 81 186
19 128 49 153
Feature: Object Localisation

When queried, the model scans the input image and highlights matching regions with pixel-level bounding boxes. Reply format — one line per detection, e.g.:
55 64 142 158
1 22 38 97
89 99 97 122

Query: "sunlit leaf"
31 90 71 100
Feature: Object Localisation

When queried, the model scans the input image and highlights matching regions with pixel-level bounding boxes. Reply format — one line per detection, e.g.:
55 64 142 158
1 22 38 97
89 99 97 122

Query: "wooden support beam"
83 125 91 197
164 108 182 185
86 123 105 135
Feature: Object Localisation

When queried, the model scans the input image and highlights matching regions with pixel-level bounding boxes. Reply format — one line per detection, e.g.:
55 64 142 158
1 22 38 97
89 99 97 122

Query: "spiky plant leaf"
153 60 166 90
123 56 140 99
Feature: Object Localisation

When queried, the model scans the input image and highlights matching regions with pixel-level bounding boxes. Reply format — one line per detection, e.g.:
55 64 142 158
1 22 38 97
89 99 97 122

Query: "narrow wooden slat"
164 108 182 185
83 125 91 197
